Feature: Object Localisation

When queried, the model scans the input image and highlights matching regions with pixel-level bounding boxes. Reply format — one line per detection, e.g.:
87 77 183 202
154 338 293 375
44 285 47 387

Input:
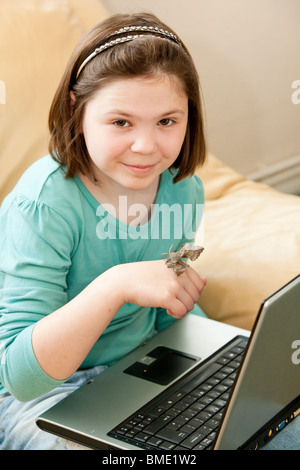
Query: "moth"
165 243 204 276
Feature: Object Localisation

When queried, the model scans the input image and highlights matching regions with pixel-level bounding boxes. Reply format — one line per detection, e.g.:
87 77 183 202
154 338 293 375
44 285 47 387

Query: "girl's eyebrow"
104 110 132 117
161 109 187 116
105 109 187 117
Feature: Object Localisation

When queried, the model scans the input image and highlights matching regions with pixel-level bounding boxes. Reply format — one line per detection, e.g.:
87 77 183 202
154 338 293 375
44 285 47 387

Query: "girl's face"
81 75 188 194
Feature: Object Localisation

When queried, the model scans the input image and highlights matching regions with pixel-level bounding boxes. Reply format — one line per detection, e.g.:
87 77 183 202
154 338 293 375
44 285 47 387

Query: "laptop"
36 274 300 450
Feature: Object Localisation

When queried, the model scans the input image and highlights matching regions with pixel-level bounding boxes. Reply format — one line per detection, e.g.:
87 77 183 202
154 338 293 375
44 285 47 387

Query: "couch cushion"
193 155 300 330
198 153 246 201
0 0 108 203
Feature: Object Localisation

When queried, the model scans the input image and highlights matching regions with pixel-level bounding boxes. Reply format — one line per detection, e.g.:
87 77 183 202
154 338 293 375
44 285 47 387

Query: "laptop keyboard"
108 337 248 450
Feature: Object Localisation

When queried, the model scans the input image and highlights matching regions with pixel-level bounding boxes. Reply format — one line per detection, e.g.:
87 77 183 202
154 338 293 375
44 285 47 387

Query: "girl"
0 12 207 449
1 11 297 451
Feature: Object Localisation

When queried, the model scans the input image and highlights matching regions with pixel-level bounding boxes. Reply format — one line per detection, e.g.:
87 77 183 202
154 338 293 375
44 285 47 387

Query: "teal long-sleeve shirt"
0 155 205 401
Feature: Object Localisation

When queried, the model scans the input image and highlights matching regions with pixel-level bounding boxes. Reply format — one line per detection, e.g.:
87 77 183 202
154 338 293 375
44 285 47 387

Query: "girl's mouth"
122 163 156 174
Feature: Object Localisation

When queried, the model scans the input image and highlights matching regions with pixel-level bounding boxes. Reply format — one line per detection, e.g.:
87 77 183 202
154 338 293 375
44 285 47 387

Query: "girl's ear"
69 91 76 116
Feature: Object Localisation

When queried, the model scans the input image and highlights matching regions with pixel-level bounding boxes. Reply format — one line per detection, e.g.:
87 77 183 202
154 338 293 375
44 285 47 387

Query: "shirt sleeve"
0 194 77 401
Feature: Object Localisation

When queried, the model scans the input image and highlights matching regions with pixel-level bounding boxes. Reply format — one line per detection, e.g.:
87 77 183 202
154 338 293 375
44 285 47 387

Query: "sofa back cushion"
0 0 108 203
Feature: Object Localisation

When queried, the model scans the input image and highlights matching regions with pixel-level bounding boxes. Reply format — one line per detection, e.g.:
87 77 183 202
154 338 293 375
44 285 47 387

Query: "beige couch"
1 0 299 331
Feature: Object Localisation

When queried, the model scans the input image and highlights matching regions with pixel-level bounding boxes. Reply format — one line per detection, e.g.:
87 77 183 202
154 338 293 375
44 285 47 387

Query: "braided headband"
76 25 182 79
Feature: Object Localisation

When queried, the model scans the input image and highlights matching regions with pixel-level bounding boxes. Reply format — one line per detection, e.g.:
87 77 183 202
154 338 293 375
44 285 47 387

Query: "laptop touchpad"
123 346 199 386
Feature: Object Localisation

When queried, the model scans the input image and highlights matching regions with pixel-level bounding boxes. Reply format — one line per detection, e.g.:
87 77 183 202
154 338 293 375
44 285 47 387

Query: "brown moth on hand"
164 243 204 276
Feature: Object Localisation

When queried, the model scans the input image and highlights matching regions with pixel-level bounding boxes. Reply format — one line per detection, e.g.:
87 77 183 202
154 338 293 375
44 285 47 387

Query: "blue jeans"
0 365 299 450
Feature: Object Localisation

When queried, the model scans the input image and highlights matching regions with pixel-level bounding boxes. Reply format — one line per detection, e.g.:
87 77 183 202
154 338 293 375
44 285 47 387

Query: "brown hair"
48 12 206 183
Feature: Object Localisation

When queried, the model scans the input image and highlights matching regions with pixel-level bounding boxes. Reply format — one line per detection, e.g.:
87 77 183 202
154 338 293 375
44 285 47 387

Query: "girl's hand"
113 260 206 319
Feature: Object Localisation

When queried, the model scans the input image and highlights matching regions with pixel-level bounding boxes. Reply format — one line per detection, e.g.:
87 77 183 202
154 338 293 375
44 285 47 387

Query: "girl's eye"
159 118 174 126
113 120 129 127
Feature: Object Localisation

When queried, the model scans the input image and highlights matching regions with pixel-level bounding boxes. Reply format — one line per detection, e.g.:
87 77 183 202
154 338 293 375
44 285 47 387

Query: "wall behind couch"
103 0 300 193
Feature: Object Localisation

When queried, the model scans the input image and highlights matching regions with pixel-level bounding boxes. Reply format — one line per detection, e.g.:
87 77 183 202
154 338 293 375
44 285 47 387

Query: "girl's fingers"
182 267 206 299
166 267 207 318
165 298 188 318
175 288 195 314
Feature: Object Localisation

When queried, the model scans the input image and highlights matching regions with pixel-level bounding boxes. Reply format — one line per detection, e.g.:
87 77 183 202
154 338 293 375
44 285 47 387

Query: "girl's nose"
131 130 157 155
